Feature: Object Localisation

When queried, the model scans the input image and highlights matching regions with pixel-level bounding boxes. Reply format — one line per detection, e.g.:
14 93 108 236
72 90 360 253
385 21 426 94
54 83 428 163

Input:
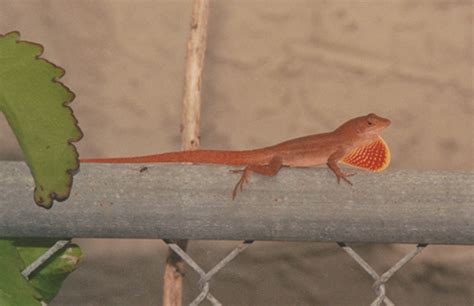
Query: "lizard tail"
80 149 271 166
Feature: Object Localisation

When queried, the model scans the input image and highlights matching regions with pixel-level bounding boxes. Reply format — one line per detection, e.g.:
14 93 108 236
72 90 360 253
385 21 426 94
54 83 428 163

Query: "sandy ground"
0 0 473 305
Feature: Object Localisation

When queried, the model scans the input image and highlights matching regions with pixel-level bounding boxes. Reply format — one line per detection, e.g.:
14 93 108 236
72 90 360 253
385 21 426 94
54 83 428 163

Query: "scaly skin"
81 113 391 198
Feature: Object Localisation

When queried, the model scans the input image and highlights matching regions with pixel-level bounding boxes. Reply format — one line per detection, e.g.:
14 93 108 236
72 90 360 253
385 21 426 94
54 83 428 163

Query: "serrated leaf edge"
0 31 84 208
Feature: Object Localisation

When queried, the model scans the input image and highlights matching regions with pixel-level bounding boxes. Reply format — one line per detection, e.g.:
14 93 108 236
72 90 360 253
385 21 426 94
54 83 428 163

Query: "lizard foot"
232 168 251 200
336 172 356 185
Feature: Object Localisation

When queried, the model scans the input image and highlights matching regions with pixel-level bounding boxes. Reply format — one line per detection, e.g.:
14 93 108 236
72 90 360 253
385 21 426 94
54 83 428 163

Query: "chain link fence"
21 239 431 306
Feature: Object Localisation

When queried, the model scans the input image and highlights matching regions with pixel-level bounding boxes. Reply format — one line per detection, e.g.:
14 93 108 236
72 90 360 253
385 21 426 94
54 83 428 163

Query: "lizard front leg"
231 156 283 199
327 150 355 185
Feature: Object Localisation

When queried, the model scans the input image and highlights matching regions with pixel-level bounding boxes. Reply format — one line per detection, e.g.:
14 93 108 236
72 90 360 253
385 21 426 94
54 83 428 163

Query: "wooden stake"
163 1 210 305
180 0 210 151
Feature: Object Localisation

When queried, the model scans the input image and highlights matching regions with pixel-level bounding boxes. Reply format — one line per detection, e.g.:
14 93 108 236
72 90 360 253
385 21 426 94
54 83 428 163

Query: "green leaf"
15 239 82 303
0 31 82 208
0 240 43 306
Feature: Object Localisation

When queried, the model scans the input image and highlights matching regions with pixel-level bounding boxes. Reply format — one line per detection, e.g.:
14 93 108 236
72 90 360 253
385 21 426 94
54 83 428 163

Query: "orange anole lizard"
81 113 391 199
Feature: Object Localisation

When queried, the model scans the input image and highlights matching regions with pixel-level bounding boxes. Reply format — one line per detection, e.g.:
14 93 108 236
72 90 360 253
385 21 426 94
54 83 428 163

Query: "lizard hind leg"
231 168 252 200
231 156 284 200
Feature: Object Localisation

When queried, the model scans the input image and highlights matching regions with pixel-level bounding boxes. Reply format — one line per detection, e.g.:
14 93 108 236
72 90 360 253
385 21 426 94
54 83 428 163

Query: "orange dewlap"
340 137 391 172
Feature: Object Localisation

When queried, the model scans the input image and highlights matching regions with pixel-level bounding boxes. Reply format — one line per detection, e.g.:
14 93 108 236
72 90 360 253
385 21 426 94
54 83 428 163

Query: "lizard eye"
367 120 373 126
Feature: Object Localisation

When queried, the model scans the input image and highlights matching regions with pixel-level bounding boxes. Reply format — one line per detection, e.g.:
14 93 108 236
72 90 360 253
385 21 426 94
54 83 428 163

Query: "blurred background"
0 0 472 305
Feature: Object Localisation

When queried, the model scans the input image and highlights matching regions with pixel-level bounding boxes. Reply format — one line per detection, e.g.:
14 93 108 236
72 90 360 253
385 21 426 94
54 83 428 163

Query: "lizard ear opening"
340 137 391 172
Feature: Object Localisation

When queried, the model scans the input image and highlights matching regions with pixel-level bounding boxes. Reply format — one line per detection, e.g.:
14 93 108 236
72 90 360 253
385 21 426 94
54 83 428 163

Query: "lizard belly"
282 152 328 167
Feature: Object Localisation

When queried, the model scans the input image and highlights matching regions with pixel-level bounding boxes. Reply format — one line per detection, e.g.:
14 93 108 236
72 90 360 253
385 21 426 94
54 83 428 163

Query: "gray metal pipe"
0 161 472 244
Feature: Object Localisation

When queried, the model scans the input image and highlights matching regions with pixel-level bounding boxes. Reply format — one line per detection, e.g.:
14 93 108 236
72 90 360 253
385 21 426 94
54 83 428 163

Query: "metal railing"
1 161 473 305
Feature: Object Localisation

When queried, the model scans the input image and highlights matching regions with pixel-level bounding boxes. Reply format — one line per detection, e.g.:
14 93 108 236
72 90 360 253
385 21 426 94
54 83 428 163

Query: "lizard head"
358 113 391 134
336 113 391 141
